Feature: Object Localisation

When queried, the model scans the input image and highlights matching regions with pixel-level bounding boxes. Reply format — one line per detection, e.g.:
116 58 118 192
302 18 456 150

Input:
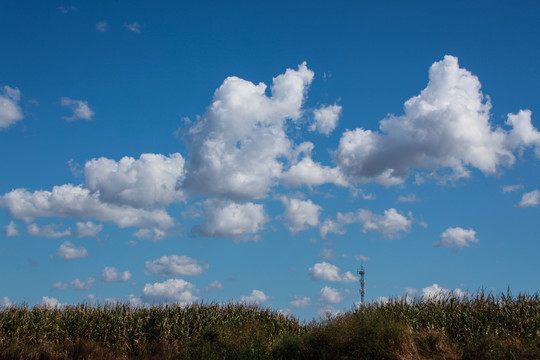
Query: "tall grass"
0 291 539 359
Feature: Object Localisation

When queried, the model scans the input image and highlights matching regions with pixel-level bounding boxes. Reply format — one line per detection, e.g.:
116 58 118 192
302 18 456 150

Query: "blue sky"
1 0 539 319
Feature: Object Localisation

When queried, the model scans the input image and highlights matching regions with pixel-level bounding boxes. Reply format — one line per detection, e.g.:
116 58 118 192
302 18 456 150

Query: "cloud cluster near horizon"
1 56 538 248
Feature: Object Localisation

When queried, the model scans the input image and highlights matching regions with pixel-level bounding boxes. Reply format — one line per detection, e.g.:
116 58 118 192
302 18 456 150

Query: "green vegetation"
1 291 539 359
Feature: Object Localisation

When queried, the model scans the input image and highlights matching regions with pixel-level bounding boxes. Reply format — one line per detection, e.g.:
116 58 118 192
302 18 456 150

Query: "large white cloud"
145 255 209 277
1 184 174 229
335 55 539 185
433 227 478 250
517 189 540 208
85 153 186 209
183 63 314 200
281 197 322 232
309 262 357 283
190 199 268 240
141 279 199 304
0 86 23 129
240 290 269 304
60 97 94 121
320 208 413 239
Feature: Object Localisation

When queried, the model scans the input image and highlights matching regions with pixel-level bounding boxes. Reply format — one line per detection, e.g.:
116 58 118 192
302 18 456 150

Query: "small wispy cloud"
125 22 142 33
60 97 94 121
502 184 523 193
517 189 540 208
58 6 78 14
398 194 418 203
96 21 108 33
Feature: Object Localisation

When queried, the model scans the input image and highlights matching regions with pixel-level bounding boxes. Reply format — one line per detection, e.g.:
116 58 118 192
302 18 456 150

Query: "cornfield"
0 291 539 359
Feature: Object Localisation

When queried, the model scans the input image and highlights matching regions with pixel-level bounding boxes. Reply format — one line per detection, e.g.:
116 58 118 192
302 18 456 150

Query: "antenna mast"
358 265 365 306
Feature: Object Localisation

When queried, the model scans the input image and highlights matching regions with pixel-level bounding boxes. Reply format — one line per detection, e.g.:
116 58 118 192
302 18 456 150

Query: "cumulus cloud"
318 286 344 304
84 153 186 209
0 297 11 308
281 142 347 188
205 280 223 292
1 184 174 229
4 221 20 238
96 21 108 32
40 296 62 308
141 279 199 304
53 277 95 290
27 223 71 238
133 228 166 241
240 290 269 304
125 22 142 33
290 296 311 308
310 103 342 135
309 262 357 283
421 283 466 299
57 241 89 260
183 63 314 200
145 255 209 277
517 189 540 208
0 86 23 129
101 267 132 282
320 208 413 239
434 227 478 250
190 199 268 240
60 97 94 121
281 197 322 232
335 56 539 185
76 221 103 238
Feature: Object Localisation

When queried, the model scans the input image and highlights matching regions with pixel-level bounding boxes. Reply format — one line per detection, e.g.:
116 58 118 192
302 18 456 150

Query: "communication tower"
357 265 365 305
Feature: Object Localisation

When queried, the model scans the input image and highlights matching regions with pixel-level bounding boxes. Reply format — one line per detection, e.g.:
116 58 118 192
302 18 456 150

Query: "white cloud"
0 297 11 308
84 153 186 209
183 63 314 200
190 199 268 240
320 248 337 259
517 189 540 208
96 21 108 32
125 22 142 33
58 6 77 14
281 143 348 188
318 286 344 304
204 280 223 292
1 184 174 229
354 254 369 262
240 290 269 304
141 279 199 304
397 194 418 203
310 103 341 135
27 223 71 238
434 227 479 250
0 86 23 129
53 277 95 291
319 218 346 239
101 267 132 282
309 262 357 283
145 255 209 277
321 208 413 239
57 241 89 260
76 221 102 238
4 221 20 238
281 197 322 232
421 283 466 300
60 97 94 121
290 296 311 308
40 296 62 308
502 184 523 193
133 228 166 241
335 56 539 185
